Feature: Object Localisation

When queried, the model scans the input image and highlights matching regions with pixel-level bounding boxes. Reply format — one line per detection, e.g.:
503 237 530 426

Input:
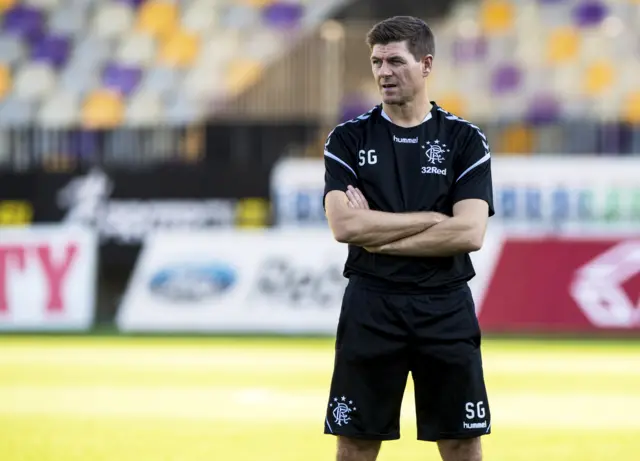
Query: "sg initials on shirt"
358 149 377 166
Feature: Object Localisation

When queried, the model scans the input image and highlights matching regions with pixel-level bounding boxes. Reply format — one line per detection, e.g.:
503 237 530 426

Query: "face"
370 41 432 105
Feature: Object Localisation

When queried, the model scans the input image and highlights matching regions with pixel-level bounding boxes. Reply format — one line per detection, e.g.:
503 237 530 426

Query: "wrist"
366 242 390 254
378 241 397 253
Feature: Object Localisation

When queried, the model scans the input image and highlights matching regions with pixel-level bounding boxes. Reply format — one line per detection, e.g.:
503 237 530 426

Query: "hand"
432 212 450 223
346 185 369 210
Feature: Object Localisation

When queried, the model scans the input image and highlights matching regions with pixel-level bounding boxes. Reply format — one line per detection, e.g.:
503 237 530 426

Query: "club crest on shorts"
329 396 356 426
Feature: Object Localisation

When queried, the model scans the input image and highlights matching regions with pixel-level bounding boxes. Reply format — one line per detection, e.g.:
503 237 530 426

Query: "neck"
382 95 433 128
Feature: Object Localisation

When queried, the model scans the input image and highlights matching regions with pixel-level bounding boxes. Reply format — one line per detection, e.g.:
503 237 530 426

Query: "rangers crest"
329 396 356 426
422 139 450 165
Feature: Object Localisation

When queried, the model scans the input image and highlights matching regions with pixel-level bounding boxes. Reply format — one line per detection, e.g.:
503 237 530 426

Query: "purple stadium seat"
102 63 142 96
339 96 370 123
262 2 304 29
452 37 487 63
2 5 45 42
491 64 522 94
573 1 608 27
31 34 70 69
526 94 560 124
116 0 145 8
70 130 100 160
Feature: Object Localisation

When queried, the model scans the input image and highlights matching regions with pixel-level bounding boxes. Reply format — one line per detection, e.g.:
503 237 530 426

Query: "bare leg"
437 438 482 461
336 436 381 461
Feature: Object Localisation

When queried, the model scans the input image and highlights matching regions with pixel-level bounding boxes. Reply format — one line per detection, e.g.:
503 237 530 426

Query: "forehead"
371 41 412 59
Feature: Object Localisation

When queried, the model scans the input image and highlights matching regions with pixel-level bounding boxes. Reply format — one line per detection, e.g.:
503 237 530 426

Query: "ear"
422 55 433 78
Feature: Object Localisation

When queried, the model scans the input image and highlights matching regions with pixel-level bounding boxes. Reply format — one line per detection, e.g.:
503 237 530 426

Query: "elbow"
334 231 352 244
332 221 359 243
465 230 484 252
329 215 360 244
467 238 483 252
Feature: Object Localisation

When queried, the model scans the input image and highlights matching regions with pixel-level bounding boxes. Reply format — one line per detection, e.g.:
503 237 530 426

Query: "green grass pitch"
0 335 639 460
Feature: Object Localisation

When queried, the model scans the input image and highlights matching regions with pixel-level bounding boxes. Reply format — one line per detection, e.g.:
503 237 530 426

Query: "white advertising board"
0 226 98 331
117 229 349 334
270 157 640 227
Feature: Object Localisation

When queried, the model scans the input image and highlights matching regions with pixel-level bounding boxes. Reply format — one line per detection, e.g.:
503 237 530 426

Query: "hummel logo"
463 421 487 429
393 135 419 144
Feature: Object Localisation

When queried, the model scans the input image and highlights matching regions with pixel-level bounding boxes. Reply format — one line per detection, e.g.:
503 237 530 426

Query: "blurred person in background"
322 15 494 461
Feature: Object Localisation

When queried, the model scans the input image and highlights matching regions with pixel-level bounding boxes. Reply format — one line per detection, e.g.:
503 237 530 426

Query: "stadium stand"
0 0 310 127
0 0 637 159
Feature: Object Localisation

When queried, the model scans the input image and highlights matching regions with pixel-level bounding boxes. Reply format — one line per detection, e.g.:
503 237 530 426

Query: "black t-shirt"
323 102 494 290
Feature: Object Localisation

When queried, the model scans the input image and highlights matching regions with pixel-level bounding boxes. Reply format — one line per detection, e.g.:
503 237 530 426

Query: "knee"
437 437 482 461
337 436 381 461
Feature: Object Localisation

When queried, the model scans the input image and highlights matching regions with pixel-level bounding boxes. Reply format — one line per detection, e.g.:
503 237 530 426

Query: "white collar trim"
381 107 433 125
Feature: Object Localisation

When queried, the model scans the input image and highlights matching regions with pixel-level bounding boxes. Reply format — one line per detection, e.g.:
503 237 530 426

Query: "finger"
359 191 370 209
350 190 366 209
350 188 365 205
354 188 370 209
346 190 360 208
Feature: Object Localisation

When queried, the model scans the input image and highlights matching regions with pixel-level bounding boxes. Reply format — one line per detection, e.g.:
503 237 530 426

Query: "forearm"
336 209 444 247
375 215 482 257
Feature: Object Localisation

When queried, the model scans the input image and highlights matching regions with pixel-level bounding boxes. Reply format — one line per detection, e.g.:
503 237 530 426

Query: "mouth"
381 84 397 89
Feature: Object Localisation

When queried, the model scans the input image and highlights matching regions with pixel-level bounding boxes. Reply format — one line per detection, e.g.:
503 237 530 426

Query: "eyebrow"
371 55 406 61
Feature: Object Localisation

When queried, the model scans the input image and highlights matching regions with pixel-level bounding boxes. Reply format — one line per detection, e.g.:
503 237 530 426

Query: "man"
322 16 494 461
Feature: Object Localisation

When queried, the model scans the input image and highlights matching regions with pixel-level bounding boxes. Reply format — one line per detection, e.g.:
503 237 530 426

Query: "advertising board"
0 226 97 331
117 229 348 334
270 157 640 228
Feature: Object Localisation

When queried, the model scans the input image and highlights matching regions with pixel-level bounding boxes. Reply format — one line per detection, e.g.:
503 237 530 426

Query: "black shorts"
323 276 491 442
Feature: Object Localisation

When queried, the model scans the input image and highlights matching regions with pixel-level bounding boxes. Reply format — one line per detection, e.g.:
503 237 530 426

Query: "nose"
377 61 392 78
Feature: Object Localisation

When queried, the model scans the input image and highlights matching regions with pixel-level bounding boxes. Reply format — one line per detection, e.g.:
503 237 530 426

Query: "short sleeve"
323 128 358 209
452 127 495 217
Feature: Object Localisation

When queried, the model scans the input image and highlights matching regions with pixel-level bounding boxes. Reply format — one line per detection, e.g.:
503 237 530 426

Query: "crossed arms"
324 186 489 257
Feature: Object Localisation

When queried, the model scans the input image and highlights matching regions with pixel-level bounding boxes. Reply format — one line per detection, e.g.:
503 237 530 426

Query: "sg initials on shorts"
465 401 486 419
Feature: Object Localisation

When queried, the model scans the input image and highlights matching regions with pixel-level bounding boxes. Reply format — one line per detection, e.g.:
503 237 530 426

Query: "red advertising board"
477 235 640 333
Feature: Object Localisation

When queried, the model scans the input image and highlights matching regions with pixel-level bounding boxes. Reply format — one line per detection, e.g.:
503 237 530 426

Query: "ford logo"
149 263 236 302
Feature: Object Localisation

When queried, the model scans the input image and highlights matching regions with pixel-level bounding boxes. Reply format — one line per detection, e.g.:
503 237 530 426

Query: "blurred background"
0 0 639 460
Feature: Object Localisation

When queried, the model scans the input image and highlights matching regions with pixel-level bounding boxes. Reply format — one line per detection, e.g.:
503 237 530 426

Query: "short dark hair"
366 16 435 61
